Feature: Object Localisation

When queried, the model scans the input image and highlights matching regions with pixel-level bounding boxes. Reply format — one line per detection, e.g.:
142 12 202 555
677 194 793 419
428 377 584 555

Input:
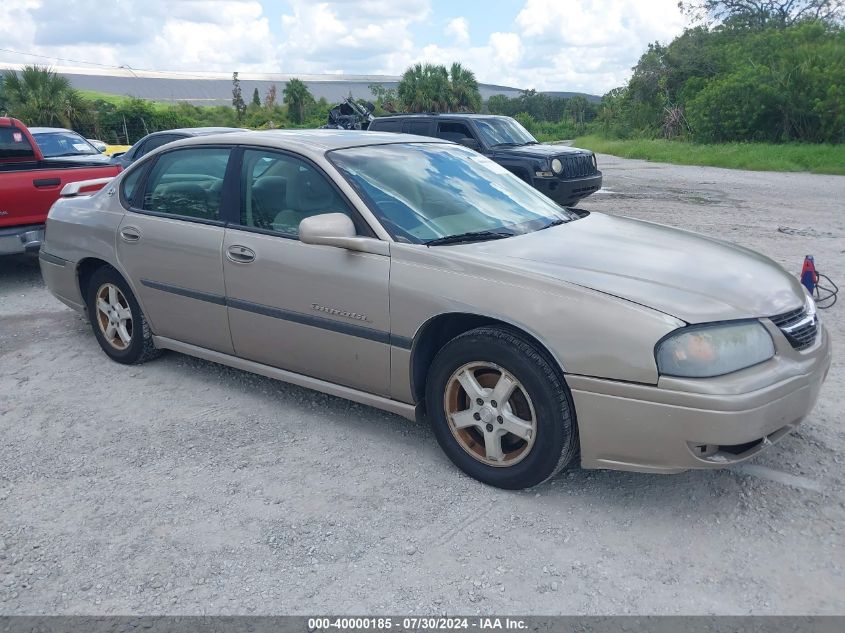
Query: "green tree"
283 78 314 124
567 95 589 129
252 87 261 107
1 65 91 127
486 94 513 116
369 83 399 113
448 62 482 112
264 84 278 109
397 63 451 112
232 72 246 121
680 0 845 29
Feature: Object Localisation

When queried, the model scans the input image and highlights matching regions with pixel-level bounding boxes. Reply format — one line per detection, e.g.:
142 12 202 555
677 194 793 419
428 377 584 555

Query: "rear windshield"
0 126 36 160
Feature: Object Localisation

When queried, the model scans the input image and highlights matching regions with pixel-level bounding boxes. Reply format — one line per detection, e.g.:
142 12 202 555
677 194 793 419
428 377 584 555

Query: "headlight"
551 158 563 174
591 153 597 168
656 321 774 378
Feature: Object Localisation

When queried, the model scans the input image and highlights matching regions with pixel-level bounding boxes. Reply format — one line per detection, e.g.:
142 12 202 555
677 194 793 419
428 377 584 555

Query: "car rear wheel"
426 326 578 489
85 266 160 364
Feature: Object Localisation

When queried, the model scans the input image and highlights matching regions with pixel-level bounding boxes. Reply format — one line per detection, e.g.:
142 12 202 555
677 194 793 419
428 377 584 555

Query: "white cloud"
511 0 686 92
1 0 278 73
489 32 523 66
444 17 470 45
394 0 685 94
0 0 688 95
277 0 430 73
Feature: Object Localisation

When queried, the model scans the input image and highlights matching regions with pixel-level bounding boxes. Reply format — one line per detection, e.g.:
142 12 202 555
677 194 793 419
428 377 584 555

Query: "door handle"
33 177 61 188
120 227 141 242
226 245 255 264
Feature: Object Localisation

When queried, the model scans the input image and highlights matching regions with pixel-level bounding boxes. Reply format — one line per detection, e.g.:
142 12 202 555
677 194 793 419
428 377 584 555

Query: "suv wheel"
426 326 578 489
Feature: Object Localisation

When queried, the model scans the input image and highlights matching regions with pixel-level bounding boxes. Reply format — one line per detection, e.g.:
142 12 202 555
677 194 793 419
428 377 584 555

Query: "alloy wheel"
444 361 537 467
95 283 133 350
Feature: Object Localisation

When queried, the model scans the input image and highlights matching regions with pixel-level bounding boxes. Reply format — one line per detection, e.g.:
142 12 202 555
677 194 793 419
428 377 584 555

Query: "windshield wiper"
522 141 541 145
491 142 519 148
538 218 566 230
50 152 92 157
424 230 514 247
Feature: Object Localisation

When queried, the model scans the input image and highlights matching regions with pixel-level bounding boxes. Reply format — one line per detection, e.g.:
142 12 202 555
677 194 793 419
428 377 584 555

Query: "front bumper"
569 322 832 473
0 224 44 256
534 172 602 206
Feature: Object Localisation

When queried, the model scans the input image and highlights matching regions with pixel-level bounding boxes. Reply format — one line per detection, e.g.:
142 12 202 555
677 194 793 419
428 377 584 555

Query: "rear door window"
141 147 232 222
373 119 401 133
401 120 433 137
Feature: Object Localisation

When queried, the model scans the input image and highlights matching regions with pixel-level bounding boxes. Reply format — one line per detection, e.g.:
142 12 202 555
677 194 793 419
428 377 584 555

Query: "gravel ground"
0 155 843 615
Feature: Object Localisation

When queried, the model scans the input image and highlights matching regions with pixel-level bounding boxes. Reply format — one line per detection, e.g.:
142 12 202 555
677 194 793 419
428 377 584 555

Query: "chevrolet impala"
39 130 831 489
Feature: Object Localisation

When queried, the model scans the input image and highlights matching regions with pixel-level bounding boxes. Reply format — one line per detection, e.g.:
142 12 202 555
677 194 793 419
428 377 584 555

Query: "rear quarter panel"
41 183 126 303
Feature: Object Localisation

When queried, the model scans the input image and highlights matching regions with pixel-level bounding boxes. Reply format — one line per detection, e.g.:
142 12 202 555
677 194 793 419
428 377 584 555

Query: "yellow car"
103 144 131 157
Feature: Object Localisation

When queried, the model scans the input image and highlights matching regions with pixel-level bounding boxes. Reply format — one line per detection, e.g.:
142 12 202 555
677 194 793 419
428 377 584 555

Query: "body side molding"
152 336 416 419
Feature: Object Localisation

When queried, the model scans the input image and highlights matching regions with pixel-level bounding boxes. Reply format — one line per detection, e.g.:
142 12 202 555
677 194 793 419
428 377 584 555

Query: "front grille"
558 154 596 179
770 304 818 351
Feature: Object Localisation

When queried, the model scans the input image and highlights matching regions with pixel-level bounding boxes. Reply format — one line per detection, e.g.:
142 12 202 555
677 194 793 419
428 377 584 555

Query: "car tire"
85 266 161 364
425 326 578 489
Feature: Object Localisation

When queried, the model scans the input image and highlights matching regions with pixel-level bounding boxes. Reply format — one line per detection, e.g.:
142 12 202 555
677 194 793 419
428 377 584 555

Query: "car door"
115 145 235 354
222 147 391 396
401 119 434 137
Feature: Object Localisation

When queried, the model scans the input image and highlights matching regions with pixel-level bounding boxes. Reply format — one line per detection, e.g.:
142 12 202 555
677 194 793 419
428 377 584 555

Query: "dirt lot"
1 155 843 615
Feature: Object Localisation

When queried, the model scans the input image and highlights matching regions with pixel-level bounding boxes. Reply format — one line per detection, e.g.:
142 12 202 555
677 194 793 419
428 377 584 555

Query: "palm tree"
448 62 481 112
397 64 451 113
283 78 314 125
1 65 90 127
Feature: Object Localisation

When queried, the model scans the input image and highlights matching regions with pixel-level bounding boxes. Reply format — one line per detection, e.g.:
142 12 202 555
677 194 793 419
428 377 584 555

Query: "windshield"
32 131 99 157
473 118 537 147
329 143 575 244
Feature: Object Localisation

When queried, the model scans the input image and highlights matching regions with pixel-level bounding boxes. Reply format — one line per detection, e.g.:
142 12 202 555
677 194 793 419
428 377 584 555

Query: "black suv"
368 114 602 206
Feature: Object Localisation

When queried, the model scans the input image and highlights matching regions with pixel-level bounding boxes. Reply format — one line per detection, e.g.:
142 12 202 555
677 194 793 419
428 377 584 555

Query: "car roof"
167 129 450 155
150 127 249 137
29 127 77 134
374 113 507 120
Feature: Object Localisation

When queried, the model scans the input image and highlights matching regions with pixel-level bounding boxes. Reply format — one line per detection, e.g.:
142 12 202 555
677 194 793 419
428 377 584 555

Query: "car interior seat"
250 176 287 229
157 182 215 220
272 171 339 234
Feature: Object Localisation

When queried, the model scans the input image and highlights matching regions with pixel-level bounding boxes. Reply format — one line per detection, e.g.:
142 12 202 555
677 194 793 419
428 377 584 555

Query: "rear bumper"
569 323 832 473
0 224 44 255
534 172 602 206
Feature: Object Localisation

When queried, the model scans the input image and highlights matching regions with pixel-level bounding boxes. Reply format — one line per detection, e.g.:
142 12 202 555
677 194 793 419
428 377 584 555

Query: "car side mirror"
299 213 389 255
457 137 481 152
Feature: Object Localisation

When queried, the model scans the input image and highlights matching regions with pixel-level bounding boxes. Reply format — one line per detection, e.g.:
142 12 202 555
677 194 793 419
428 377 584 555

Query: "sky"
0 0 688 95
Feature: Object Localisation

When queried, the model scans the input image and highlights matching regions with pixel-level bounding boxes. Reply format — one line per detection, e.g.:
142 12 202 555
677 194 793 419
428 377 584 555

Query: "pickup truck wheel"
85 267 160 364
426 326 578 489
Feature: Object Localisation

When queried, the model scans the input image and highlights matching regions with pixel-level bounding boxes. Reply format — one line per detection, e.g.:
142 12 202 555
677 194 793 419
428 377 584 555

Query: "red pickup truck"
0 117 121 256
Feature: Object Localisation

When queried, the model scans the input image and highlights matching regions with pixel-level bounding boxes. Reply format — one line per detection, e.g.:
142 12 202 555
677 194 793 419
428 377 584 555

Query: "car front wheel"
426 326 578 489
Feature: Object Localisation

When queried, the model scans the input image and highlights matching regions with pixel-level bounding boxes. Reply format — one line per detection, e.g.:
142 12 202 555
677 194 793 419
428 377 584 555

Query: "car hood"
460 213 804 323
491 143 590 159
